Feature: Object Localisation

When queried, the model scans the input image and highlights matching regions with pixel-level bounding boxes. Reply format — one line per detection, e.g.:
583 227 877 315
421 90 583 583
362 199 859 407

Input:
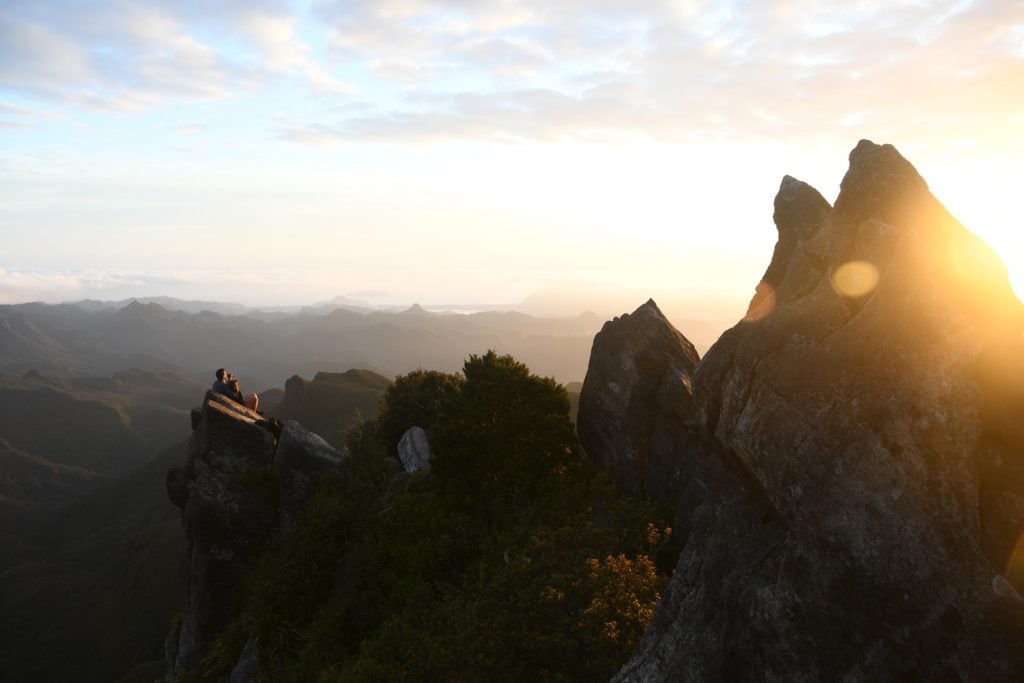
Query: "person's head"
229 379 241 391
216 368 226 380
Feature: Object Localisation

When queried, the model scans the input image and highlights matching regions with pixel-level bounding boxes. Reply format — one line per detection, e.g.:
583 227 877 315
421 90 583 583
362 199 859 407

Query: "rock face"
578 300 731 543
582 141 1024 680
275 421 346 533
164 391 346 680
398 426 431 473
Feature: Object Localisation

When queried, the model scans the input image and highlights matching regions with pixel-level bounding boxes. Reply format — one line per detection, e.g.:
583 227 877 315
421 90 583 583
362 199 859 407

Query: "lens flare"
831 261 880 298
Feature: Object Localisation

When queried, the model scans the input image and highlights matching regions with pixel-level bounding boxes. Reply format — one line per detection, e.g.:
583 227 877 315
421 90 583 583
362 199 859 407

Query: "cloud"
0 0 348 110
240 10 306 72
238 9 355 92
302 0 1024 146
0 268 85 304
1 0 1021 149
170 123 207 134
0 267 341 305
276 121 344 146
0 1 250 110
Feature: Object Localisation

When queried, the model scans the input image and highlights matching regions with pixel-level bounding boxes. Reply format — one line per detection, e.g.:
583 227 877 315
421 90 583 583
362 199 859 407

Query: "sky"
1 0 1022 324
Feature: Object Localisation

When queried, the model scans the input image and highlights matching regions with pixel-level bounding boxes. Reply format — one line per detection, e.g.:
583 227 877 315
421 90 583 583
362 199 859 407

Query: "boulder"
614 141 1024 681
398 426 431 473
274 420 347 533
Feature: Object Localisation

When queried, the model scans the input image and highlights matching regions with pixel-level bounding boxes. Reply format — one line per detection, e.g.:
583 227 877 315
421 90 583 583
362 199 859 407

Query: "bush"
431 351 577 524
210 353 670 682
377 370 463 455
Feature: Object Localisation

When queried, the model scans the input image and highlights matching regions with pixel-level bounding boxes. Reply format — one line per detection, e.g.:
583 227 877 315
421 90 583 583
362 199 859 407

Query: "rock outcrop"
577 300 732 543
164 391 346 680
398 425 431 473
581 140 1024 680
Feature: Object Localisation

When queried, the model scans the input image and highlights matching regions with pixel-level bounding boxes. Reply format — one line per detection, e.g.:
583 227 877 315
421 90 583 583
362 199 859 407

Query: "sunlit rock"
616 140 1024 681
745 174 832 320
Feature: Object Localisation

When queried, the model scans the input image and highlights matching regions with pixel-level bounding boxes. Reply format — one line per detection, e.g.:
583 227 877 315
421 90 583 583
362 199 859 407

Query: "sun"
926 157 1023 305
961 220 1023 304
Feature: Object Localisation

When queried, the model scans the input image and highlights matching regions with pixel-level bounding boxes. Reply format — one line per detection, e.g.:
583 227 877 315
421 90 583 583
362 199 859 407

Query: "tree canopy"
189 351 671 682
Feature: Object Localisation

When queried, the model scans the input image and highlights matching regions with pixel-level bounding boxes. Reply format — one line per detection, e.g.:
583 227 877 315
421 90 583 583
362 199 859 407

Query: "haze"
2 0 1022 319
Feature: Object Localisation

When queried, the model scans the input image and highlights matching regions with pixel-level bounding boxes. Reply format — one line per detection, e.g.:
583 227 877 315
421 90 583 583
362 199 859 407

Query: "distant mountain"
0 301 607 387
0 368 204 519
272 369 391 448
307 294 376 311
0 438 101 514
72 297 255 316
515 288 731 351
0 365 400 683
0 442 188 683
0 364 405 683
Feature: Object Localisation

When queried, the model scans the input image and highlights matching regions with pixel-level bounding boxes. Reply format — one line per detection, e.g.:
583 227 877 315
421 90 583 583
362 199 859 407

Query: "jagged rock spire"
614 141 1024 681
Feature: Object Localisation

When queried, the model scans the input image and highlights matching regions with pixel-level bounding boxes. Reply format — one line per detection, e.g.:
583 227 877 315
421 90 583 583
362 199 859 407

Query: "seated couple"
212 368 260 412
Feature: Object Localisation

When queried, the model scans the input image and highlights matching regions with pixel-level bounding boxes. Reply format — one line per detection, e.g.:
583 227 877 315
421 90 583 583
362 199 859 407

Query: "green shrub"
229 353 670 682
377 369 463 455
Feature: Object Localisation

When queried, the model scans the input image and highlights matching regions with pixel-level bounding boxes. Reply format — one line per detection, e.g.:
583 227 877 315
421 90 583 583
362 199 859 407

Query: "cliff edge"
163 391 346 680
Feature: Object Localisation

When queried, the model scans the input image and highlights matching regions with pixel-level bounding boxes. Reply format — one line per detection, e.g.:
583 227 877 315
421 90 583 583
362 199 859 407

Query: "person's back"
212 368 235 398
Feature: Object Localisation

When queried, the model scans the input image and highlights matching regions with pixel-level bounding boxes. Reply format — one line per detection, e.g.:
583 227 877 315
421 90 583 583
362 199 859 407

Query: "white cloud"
0 15 93 98
0 268 84 304
0 0 1021 149
276 121 344 146
0 268 304 305
241 10 306 72
0 2 250 110
305 63 355 94
300 0 1024 147
170 122 207 134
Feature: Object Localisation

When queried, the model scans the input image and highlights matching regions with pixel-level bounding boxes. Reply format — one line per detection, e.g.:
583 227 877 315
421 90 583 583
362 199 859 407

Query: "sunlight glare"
1004 530 1024 590
925 156 1023 303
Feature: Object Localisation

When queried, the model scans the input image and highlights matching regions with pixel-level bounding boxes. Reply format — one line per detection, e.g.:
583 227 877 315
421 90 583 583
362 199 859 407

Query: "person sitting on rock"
228 378 260 412
212 368 236 399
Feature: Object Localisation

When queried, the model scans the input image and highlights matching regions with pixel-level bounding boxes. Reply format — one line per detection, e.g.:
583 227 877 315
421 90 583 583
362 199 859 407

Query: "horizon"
3 1 1022 310
3 290 735 354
